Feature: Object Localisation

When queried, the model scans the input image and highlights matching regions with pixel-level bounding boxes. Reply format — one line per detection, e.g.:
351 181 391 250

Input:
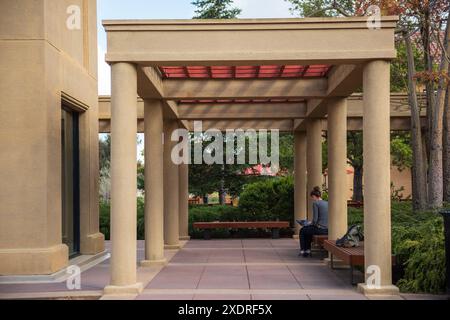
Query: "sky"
97 0 294 160
97 0 294 95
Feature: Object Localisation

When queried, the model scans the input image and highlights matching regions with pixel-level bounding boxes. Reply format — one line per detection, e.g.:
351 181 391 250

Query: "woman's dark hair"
310 186 322 198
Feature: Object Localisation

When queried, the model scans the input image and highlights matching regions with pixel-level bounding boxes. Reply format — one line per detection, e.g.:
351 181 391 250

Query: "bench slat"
323 240 364 265
193 221 290 229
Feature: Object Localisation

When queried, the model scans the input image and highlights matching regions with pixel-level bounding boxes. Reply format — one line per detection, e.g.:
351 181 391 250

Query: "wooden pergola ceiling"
159 65 331 79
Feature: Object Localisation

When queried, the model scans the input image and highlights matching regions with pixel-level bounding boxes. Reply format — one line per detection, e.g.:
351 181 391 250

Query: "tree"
427 11 450 208
444 87 450 202
286 0 356 17
404 33 428 209
286 0 450 209
190 0 242 204
192 0 241 19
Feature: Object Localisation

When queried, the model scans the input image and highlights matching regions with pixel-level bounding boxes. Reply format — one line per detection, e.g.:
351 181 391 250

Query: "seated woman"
299 187 328 257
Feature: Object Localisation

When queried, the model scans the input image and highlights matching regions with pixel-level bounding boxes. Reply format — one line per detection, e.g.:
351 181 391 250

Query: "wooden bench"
193 221 290 240
323 240 364 285
323 240 396 285
313 235 328 248
347 200 364 208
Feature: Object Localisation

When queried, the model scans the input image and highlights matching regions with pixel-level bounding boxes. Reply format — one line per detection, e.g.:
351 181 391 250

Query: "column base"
103 282 143 295
179 236 191 241
357 283 400 296
0 244 68 276
140 259 167 267
164 244 180 250
80 232 105 255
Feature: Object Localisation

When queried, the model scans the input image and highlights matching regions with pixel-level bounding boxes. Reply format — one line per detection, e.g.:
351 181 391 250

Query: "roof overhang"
102 17 399 131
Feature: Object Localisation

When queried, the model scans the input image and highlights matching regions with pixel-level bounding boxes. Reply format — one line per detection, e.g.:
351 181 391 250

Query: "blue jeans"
299 225 328 251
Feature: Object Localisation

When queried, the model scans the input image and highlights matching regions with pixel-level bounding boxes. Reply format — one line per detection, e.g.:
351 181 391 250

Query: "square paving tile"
136 293 194 300
247 265 301 290
208 249 244 263
308 293 367 300
252 294 310 300
242 239 273 248
170 250 211 263
147 266 204 289
198 266 249 289
193 294 251 300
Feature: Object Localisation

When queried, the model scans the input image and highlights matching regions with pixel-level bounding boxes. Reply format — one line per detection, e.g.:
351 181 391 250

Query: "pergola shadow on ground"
102 17 400 296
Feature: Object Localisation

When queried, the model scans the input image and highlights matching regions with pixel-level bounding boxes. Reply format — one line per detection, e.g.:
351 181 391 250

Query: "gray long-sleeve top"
312 200 328 229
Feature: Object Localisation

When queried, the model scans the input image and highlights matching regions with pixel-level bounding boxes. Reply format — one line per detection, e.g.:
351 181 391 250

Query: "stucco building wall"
0 0 103 276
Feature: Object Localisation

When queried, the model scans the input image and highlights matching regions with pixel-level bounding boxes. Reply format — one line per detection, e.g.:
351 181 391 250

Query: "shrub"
189 205 241 238
347 202 447 294
99 200 110 240
99 197 145 240
238 176 294 223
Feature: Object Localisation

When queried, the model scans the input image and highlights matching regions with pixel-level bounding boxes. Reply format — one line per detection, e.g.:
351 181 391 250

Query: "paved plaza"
0 239 446 300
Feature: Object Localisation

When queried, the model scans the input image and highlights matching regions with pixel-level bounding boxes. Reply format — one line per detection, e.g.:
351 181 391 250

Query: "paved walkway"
138 238 367 300
0 239 447 300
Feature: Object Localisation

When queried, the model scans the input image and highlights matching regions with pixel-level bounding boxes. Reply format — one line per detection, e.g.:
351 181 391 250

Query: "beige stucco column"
327 98 348 240
179 162 190 241
357 60 399 295
140 100 166 267
163 120 180 249
294 131 307 236
104 62 143 295
306 119 323 220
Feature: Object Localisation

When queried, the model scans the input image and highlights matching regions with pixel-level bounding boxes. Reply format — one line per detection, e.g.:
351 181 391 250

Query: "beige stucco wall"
0 0 103 276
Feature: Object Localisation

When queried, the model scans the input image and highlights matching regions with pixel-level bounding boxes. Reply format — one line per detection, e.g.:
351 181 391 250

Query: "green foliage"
278 134 295 173
348 202 448 294
99 200 111 240
189 205 242 238
391 41 425 92
99 135 111 171
99 197 146 240
285 0 356 18
238 176 294 223
391 132 413 170
192 0 241 19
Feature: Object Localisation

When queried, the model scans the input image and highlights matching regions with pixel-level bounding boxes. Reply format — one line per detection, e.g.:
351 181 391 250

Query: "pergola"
102 17 399 296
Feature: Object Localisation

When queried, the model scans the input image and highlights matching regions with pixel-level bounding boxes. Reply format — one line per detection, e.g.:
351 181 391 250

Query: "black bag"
336 225 364 248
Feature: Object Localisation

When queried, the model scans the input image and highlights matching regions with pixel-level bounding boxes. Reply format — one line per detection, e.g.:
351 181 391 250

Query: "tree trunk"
444 87 450 202
404 33 428 210
352 165 363 202
421 10 434 160
218 164 226 205
427 12 450 208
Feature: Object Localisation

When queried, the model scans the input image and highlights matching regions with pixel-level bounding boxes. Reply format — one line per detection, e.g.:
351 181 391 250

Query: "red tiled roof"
160 65 331 79
178 98 305 104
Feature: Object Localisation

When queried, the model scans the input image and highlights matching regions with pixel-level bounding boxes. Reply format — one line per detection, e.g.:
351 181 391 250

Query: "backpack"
336 225 364 248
